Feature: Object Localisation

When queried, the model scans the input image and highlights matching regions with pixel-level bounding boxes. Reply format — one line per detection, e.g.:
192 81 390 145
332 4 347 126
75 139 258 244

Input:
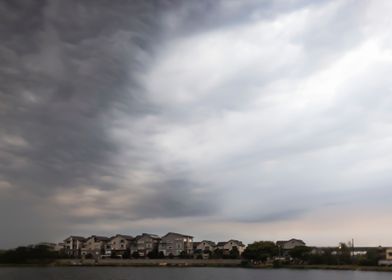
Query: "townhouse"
105 234 133 258
63 236 85 257
81 235 110 258
130 233 161 257
158 232 193 256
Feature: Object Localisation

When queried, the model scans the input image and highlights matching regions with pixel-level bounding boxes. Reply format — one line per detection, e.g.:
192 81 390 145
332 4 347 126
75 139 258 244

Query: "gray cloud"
0 0 158 193
2 0 392 248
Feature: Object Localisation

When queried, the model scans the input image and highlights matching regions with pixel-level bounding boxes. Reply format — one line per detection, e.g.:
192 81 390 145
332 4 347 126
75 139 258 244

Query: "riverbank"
53 258 242 267
249 264 392 272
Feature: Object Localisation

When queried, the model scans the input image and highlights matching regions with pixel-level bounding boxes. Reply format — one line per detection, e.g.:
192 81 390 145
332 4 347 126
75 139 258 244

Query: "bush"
0 245 59 264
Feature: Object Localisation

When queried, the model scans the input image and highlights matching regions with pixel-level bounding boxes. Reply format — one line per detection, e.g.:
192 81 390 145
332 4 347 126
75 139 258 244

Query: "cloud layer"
1 0 392 248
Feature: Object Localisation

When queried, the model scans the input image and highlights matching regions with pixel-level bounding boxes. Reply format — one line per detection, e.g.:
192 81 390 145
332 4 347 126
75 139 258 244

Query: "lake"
0 267 390 280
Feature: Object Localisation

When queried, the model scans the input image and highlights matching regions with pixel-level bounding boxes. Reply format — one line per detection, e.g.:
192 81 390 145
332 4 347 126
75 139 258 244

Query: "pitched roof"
64 236 85 241
111 234 134 241
163 232 193 238
217 240 244 247
199 240 216 246
227 239 245 246
87 235 110 241
133 233 161 241
143 233 160 239
288 238 305 243
276 239 306 246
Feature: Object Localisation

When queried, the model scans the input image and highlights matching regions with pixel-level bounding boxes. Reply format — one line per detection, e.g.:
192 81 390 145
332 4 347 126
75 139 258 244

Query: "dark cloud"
0 0 160 193
131 179 218 219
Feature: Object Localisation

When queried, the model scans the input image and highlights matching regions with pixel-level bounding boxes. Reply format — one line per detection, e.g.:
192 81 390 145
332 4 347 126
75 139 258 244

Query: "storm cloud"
1 0 392 248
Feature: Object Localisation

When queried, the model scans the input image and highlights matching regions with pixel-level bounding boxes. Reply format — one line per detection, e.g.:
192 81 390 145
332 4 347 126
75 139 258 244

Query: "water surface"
0 267 390 280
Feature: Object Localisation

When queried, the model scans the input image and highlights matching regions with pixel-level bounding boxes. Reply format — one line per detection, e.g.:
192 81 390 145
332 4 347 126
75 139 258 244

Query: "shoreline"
1 259 392 272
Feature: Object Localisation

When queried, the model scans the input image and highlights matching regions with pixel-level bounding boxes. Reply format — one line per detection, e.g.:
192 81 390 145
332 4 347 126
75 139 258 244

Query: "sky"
1 0 392 249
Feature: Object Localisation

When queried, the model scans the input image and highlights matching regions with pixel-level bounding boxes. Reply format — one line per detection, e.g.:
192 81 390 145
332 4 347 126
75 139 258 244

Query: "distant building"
276 239 306 250
386 248 392 260
104 234 133 258
216 241 226 250
310 247 324 255
378 247 392 266
193 242 201 251
216 240 246 256
81 235 110 258
196 240 216 252
130 233 161 257
159 232 193 256
64 236 85 257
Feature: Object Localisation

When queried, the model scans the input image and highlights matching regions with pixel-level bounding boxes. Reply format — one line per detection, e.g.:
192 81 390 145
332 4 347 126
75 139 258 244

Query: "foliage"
211 248 224 259
179 251 192 259
0 245 59 264
289 246 311 261
357 249 382 266
147 249 159 259
242 241 278 262
229 247 240 259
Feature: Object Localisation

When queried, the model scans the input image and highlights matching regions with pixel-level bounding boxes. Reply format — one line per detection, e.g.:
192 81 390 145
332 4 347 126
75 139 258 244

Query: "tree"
211 248 224 259
229 247 240 259
243 241 278 262
337 243 352 265
0 245 59 264
179 251 191 259
147 249 159 259
289 246 311 262
357 249 381 266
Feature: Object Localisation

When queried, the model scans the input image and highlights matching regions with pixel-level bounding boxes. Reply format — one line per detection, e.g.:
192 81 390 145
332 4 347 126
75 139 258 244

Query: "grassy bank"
245 263 392 272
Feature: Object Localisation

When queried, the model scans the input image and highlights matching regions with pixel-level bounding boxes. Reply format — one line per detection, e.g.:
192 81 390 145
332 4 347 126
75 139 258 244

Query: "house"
219 240 246 255
379 247 392 266
81 235 110 258
276 239 306 250
104 234 133 258
310 247 325 255
158 232 193 256
193 242 201 251
63 236 85 257
386 248 392 260
196 240 216 252
130 233 161 257
217 241 226 250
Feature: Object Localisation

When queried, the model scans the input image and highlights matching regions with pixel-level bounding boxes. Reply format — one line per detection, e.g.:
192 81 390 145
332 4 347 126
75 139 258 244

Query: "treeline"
0 245 64 264
242 241 382 266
